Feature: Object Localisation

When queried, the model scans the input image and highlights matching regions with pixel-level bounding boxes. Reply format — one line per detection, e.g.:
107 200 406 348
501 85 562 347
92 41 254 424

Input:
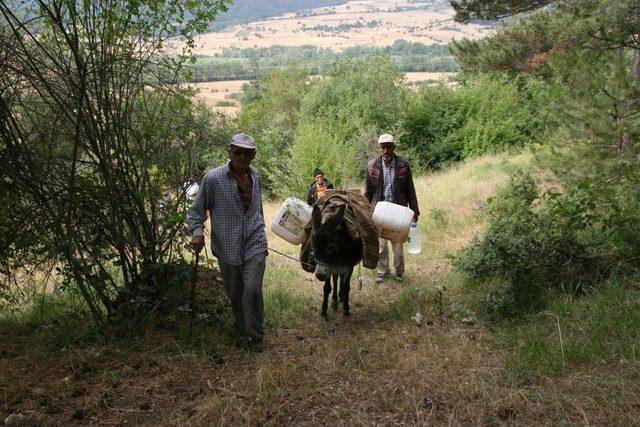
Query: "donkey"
310 202 363 318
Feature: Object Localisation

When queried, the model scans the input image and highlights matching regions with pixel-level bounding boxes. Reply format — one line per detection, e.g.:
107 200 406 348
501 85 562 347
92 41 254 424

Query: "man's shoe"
375 273 386 284
394 273 404 282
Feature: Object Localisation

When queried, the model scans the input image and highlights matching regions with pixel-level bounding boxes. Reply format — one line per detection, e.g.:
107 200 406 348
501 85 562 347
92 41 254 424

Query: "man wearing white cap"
187 133 268 352
365 133 420 283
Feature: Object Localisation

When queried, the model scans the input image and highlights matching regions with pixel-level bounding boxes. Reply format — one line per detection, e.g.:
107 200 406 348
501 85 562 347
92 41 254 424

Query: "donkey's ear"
312 204 322 229
323 203 346 230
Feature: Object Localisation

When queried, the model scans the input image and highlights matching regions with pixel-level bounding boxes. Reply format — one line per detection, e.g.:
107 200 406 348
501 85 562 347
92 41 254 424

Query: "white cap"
378 133 395 145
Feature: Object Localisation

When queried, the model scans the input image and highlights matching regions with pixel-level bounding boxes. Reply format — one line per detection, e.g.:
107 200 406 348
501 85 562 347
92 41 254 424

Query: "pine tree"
451 0 553 22
450 0 640 153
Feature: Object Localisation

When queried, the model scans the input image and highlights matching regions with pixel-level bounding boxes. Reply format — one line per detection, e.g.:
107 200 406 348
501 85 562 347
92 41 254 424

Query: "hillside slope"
209 0 348 31
3 152 639 425
192 0 491 54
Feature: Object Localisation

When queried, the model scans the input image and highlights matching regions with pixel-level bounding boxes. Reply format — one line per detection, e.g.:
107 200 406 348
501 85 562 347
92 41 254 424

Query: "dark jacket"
364 154 420 216
306 179 334 206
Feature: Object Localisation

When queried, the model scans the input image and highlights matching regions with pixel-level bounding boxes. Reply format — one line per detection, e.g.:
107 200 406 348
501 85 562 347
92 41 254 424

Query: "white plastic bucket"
185 181 200 199
271 198 313 245
372 201 414 243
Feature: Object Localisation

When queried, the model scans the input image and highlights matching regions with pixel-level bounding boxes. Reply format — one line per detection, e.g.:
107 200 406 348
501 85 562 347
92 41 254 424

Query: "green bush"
288 56 407 195
403 83 466 169
236 65 311 197
454 166 640 319
404 75 549 170
453 173 585 318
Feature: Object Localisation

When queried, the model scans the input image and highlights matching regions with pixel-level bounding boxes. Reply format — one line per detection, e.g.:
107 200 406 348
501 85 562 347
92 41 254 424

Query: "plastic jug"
372 201 414 243
185 181 199 200
406 223 422 254
271 198 313 245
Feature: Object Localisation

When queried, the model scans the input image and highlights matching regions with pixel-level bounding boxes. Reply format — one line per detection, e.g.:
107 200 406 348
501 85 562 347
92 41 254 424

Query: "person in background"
187 133 268 352
364 133 420 283
306 168 334 206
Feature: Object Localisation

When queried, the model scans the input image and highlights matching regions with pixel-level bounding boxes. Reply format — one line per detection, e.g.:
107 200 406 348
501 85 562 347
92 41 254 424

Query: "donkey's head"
311 202 363 281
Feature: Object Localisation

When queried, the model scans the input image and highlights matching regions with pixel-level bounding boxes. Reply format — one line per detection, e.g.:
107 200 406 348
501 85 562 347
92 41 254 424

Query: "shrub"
454 167 640 319
0 1 229 326
403 75 549 170
288 56 407 194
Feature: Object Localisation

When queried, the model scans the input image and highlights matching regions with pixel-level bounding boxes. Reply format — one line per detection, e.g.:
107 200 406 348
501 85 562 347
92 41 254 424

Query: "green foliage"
450 0 640 321
454 75 548 157
0 0 230 325
236 65 311 197
288 56 407 195
451 0 552 22
453 173 585 318
450 10 571 76
235 57 547 196
499 277 640 380
189 40 458 81
404 74 549 169
450 0 639 76
455 149 640 319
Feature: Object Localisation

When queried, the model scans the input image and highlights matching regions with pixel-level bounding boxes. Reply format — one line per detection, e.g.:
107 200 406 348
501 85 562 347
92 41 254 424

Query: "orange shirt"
316 181 328 200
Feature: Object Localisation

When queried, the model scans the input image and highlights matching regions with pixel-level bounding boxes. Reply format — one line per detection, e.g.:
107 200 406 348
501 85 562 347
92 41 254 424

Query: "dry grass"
189 72 456 115
187 80 250 115
3 151 640 425
184 0 491 55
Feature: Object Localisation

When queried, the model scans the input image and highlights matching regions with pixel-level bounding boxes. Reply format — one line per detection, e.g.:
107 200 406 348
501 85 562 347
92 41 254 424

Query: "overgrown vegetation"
451 0 640 318
233 58 546 199
404 74 549 169
0 0 231 327
189 40 458 81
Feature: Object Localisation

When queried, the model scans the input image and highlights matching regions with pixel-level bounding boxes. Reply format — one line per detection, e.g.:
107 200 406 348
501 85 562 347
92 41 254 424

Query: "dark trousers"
218 252 266 343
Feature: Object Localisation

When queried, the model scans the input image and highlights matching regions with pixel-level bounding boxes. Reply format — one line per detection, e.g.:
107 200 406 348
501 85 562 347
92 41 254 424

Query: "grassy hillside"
2 151 640 424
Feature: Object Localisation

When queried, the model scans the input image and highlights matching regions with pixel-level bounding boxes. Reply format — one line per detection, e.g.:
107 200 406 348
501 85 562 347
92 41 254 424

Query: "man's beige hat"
378 133 395 145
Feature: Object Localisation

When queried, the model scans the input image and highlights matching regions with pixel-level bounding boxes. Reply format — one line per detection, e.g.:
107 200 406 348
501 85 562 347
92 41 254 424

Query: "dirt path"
3 153 640 424
3 265 640 425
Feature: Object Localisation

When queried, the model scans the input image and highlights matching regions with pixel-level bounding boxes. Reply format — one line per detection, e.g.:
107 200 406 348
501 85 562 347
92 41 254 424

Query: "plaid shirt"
382 157 396 203
187 161 268 266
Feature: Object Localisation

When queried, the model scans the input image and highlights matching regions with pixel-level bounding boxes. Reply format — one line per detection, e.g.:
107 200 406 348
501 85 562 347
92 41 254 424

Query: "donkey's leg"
340 271 352 317
331 274 339 310
322 278 331 319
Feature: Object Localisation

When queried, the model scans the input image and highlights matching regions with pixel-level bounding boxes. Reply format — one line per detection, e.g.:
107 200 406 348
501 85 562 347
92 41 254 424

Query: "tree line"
188 40 459 82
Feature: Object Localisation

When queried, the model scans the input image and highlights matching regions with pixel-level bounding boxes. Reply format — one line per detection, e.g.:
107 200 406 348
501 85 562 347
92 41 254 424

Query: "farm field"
190 71 457 114
184 0 491 55
189 80 251 114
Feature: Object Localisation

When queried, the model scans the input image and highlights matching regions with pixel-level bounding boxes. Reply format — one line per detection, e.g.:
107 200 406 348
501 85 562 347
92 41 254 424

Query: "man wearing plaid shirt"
364 133 420 284
187 134 268 352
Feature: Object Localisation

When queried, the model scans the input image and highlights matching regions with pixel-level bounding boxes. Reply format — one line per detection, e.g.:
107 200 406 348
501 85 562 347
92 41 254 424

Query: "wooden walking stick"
188 252 200 343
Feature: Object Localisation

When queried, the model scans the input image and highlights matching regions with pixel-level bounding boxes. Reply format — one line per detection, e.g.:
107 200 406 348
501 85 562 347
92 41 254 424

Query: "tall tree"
450 0 640 153
0 0 230 324
451 0 552 22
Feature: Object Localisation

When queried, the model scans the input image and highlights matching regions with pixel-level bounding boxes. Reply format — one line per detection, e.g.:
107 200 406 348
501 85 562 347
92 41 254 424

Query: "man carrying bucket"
187 133 268 352
364 134 420 283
